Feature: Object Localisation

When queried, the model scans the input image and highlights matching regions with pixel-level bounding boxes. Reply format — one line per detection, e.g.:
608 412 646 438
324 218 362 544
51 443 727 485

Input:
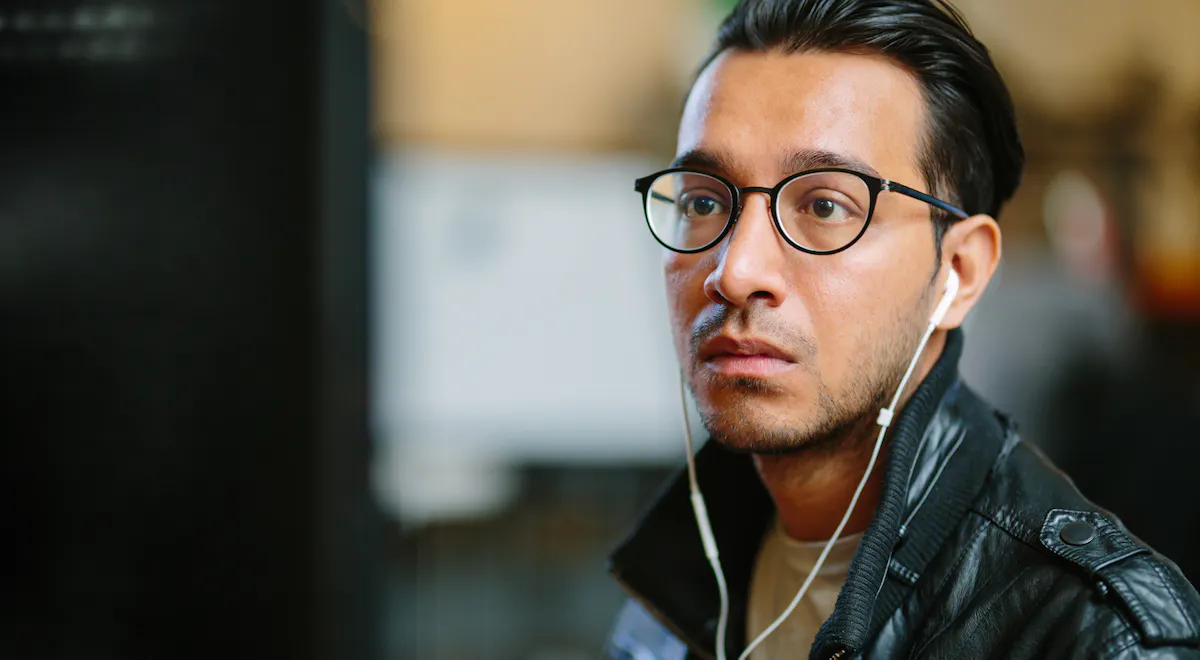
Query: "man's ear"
937 214 1001 329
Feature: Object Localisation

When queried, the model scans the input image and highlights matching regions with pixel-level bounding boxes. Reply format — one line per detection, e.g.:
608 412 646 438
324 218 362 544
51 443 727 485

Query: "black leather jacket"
605 330 1200 659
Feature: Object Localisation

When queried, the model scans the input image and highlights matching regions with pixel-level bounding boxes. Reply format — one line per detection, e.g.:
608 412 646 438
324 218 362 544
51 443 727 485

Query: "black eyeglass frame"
634 167 970 256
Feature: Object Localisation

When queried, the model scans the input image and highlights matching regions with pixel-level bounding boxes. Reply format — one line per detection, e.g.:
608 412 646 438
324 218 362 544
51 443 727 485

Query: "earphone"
680 268 960 660
930 269 959 326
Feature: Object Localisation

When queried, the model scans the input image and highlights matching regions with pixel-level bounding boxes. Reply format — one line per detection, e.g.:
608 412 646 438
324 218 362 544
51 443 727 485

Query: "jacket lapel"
608 442 773 659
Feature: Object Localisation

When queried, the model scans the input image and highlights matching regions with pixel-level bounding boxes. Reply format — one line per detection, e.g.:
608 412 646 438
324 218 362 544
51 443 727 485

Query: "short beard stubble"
691 286 935 457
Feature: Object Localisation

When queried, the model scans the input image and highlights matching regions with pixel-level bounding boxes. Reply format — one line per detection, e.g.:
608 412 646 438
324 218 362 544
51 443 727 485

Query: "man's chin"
699 406 818 455
700 400 876 457
706 433 796 456
694 387 804 448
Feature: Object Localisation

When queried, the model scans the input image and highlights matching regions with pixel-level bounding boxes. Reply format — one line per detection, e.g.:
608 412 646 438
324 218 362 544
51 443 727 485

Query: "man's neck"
752 426 885 542
756 332 947 542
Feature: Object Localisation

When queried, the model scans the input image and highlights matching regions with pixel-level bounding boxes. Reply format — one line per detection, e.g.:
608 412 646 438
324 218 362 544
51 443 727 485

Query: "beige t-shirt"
746 518 863 659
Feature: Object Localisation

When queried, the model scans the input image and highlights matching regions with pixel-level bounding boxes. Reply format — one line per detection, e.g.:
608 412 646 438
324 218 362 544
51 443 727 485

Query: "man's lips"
698 336 797 378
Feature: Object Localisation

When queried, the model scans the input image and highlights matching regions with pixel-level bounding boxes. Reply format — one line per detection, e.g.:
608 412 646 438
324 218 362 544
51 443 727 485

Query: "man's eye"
805 197 850 222
680 194 727 218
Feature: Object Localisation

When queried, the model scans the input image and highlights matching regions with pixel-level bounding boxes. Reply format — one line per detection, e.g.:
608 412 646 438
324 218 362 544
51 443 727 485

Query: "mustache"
688 305 817 363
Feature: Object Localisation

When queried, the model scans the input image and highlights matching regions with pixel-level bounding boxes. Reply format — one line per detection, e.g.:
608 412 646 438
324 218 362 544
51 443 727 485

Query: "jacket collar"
608 329 1008 659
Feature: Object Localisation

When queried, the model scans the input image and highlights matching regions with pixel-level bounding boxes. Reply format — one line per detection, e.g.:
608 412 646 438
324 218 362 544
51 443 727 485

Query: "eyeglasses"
634 167 968 255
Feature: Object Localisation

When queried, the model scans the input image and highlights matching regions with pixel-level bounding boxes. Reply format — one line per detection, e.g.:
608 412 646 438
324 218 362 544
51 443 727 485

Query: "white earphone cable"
679 370 731 660
737 306 943 659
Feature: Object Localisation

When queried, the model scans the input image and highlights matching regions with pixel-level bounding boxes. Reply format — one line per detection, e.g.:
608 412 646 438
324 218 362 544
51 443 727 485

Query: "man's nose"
703 191 789 307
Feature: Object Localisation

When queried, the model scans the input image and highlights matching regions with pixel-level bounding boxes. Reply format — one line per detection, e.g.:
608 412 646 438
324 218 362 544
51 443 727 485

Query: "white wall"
371 149 692 523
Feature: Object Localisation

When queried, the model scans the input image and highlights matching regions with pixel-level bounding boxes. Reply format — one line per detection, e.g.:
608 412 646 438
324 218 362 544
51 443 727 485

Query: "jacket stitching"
1098 629 1141 657
1037 511 1142 574
1094 547 1150 574
969 506 1039 549
1148 558 1199 637
1107 571 1160 639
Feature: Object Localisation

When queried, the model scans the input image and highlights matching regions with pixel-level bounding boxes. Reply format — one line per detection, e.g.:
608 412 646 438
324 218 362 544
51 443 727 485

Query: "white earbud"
929 269 959 327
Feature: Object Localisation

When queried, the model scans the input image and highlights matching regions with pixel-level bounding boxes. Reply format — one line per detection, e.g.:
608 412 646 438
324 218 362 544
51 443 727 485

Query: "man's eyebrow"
782 148 882 179
669 149 736 174
669 148 882 180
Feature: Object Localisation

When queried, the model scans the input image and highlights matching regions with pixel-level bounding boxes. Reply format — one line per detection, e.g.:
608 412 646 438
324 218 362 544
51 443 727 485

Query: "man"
604 1 1200 658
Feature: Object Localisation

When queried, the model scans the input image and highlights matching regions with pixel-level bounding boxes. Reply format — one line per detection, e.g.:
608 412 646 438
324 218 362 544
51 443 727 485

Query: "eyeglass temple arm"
635 177 679 204
886 181 970 220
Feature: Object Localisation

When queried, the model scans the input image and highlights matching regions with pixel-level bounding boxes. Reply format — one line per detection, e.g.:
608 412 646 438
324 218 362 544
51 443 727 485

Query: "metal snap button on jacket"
1060 521 1096 546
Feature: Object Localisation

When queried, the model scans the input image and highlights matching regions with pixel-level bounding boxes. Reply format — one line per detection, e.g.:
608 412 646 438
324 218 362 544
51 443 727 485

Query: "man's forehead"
677 48 926 183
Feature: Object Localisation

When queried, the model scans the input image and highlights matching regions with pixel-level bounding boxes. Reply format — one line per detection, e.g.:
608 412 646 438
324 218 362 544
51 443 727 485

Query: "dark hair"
703 0 1024 242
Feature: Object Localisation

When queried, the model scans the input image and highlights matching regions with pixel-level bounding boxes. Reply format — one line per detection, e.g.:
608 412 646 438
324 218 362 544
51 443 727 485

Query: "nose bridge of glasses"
739 185 775 198
734 185 775 217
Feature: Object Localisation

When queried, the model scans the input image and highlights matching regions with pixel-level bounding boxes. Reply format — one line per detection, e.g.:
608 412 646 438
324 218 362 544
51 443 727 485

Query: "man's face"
668 49 941 453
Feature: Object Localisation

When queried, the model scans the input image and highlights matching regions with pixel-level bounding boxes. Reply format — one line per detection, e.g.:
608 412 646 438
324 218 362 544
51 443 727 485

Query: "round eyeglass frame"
633 167 969 256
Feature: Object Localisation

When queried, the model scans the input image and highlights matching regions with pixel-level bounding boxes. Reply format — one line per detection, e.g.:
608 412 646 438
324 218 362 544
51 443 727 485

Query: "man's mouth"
698 336 798 378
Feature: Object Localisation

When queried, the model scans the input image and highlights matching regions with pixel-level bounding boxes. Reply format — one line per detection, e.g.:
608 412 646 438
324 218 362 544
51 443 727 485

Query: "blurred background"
2 0 1198 659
